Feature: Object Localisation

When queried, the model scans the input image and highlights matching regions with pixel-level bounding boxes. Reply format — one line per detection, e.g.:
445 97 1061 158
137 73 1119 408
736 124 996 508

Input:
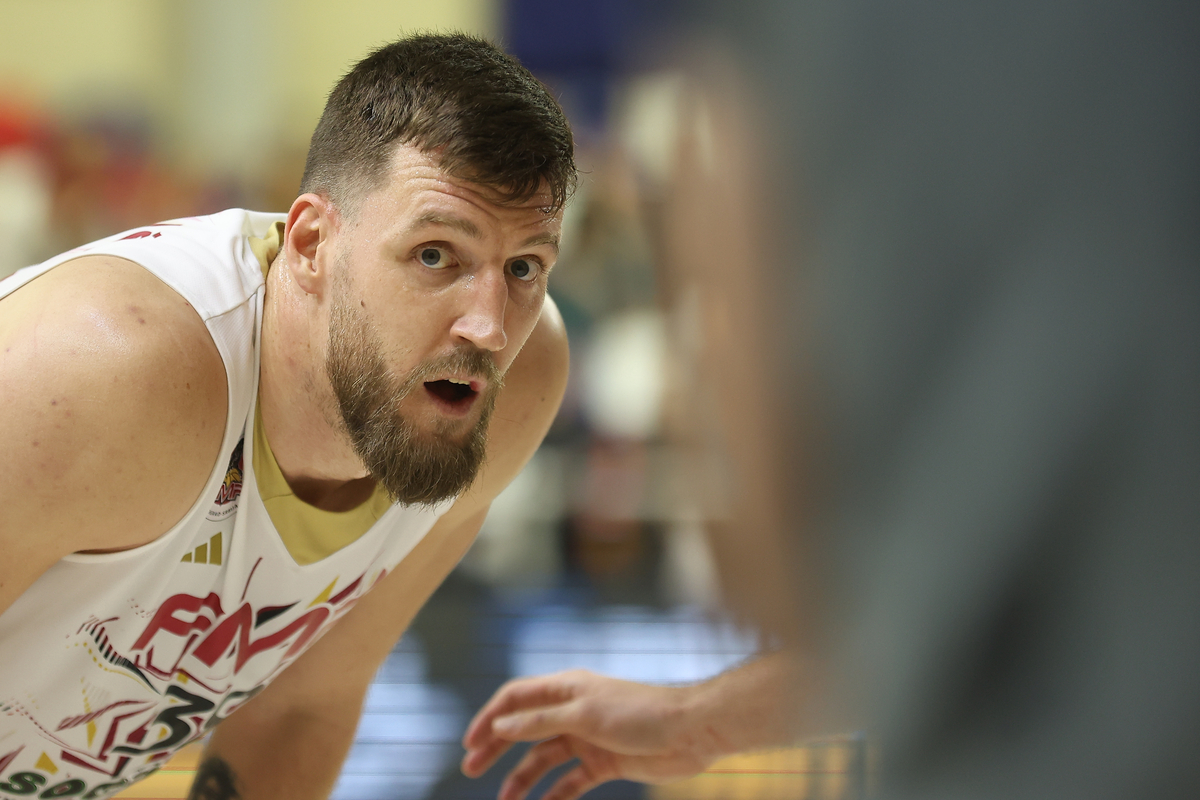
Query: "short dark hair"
300 33 576 214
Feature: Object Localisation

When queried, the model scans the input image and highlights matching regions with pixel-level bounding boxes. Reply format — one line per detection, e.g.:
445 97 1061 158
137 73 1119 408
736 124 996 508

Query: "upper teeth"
449 379 470 386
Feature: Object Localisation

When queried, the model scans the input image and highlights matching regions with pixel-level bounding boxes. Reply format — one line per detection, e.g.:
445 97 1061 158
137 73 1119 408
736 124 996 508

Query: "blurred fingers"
463 672 587 749
539 765 603 800
460 736 515 778
498 737 576 800
491 700 586 743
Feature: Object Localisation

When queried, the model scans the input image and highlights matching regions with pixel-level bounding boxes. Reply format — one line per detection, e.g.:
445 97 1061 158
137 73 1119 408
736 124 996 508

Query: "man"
0 34 573 800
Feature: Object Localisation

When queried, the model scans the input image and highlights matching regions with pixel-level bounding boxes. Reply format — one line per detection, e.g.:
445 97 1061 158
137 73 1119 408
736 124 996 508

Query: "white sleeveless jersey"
0 210 452 799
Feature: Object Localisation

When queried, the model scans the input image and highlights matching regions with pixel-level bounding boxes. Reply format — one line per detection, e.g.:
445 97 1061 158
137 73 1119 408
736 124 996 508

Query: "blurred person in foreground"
462 3 1200 799
0 34 573 800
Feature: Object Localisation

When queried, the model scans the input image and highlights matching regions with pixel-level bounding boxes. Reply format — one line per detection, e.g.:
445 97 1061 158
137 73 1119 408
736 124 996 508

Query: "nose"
449 268 508 352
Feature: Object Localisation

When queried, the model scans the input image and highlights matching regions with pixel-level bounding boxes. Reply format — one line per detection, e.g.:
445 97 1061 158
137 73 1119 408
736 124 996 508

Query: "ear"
283 193 340 297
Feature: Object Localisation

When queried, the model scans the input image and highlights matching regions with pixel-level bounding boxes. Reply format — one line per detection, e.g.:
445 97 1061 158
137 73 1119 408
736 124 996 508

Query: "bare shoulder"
445 295 568 524
0 256 227 591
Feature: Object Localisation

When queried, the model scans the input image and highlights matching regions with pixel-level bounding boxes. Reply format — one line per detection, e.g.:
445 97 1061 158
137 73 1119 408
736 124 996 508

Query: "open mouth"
423 378 479 411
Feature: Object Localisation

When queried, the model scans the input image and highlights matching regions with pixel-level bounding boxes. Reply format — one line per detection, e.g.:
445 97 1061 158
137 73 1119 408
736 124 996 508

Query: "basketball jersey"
0 210 453 799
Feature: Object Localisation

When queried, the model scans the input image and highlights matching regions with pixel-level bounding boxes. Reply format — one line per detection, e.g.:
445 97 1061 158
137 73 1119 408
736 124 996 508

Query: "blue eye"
510 259 536 281
420 247 445 267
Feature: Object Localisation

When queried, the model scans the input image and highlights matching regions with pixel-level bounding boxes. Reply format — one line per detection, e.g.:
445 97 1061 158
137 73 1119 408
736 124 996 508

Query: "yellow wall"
278 0 499 136
0 0 498 170
0 0 175 109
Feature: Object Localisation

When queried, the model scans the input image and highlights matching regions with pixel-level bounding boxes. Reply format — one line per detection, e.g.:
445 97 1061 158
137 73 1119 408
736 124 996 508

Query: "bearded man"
0 33 573 800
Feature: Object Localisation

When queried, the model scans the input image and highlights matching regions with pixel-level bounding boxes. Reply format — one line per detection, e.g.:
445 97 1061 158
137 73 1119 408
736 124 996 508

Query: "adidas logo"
182 532 223 565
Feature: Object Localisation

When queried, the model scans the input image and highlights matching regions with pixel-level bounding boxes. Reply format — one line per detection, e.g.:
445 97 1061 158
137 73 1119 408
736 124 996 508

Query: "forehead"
351 144 562 237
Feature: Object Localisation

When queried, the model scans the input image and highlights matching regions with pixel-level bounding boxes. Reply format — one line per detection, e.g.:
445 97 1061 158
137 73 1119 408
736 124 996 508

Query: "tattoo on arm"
187 756 241 800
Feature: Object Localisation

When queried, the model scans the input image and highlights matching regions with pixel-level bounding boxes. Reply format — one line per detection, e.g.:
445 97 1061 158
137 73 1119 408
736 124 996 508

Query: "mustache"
401 346 505 395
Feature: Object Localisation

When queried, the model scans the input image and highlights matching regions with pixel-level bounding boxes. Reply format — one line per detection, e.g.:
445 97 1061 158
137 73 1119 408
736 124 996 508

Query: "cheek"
356 303 430 366
504 276 544 315
515 287 546 323
500 296 545 360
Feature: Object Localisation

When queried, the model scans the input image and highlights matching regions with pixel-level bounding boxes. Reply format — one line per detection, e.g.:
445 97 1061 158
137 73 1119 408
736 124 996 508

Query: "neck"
259 253 375 510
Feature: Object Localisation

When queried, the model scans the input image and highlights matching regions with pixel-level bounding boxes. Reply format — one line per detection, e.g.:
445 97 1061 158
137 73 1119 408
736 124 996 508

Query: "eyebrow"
520 232 560 256
410 212 560 255
410 212 482 239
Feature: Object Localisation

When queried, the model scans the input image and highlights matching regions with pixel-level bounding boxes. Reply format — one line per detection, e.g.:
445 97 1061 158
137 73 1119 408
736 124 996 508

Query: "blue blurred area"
333 573 759 800
501 0 682 134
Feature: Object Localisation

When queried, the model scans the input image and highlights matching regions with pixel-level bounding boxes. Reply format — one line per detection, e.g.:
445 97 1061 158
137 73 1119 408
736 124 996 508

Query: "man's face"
325 271 501 505
322 145 562 504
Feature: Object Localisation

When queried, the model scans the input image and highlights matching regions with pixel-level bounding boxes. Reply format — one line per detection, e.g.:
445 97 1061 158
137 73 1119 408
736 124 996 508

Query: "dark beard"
325 295 501 506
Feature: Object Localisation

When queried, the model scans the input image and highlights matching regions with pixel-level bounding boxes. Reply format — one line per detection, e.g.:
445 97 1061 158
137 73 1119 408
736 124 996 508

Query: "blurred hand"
460 669 725 800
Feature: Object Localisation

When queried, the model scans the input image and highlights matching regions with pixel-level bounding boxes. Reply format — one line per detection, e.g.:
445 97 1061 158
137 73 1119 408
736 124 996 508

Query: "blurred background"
1 1 840 799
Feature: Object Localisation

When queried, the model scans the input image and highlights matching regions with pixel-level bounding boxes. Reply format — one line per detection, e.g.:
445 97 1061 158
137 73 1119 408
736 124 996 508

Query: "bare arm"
461 653 806 800
0 257 226 615
192 297 570 800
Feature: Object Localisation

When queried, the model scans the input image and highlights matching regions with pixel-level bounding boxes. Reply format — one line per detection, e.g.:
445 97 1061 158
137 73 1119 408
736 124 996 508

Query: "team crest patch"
207 438 243 521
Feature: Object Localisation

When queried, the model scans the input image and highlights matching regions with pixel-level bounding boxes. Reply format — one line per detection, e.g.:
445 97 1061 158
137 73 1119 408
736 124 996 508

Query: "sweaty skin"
0 257 228 616
0 143 570 800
